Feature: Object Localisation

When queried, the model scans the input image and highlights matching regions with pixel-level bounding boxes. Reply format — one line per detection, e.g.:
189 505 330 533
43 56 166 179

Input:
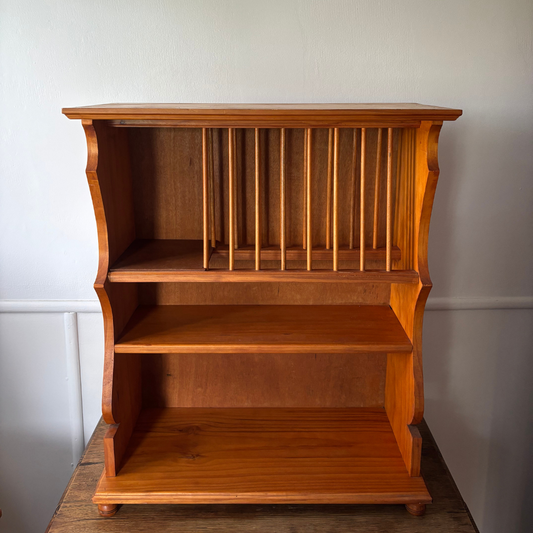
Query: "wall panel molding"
0 300 101 313
1 297 532 313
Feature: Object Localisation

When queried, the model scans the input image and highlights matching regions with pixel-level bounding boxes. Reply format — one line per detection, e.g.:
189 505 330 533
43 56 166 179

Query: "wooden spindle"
409 129 415 269
280 128 287 270
386 128 393 271
373 128 383 249
303 129 308 249
202 128 209 270
233 128 238 250
360 128 366 271
333 128 339 271
306 128 312 270
349 129 357 249
326 128 333 250
255 128 261 271
208 129 216 248
228 128 235 271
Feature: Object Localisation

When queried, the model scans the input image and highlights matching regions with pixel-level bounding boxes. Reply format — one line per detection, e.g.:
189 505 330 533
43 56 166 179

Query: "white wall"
0 1 532 532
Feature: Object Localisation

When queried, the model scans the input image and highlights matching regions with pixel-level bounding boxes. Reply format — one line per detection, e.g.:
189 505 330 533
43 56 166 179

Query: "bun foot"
98 504 118 517
406 503 426 516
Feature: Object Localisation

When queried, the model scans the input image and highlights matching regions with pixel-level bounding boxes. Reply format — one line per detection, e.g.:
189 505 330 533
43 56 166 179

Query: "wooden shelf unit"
62 103 461 518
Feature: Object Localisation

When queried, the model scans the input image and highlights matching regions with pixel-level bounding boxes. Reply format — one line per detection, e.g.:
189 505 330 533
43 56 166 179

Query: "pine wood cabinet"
63 103 462 517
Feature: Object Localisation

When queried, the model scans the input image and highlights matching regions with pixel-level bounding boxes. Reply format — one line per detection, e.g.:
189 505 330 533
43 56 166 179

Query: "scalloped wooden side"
386 121 442 476
82 120 140 476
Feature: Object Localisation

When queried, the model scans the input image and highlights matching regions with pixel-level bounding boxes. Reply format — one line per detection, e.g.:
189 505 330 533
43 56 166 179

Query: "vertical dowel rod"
234 129 238 251
303 129 308 249
407 129 412 269
208 129 216 248
349 129 357 249
306 128 313 270
228 128 235 271
202 128 209 270
386 128 393 271
255 128 261 271
373 128 383 249
360 128 366 271
410 129 415 269
326 128 333 250
280 128 287 270
333 128 339 271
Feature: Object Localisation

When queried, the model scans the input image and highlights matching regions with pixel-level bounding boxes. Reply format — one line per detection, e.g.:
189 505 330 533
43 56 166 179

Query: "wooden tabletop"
46 418 478 532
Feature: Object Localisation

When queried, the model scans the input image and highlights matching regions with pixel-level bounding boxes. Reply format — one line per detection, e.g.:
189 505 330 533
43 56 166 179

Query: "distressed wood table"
46 418 478 532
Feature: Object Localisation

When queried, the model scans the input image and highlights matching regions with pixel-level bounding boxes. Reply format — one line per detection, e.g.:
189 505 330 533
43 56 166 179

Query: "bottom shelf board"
94 408 431 505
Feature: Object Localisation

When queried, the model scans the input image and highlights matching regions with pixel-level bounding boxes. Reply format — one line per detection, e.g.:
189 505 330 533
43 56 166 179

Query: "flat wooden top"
46 418 479 533
62 103 462 125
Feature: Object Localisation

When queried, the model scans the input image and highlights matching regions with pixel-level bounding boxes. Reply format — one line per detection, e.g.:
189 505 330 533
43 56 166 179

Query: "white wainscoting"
0 298 532 532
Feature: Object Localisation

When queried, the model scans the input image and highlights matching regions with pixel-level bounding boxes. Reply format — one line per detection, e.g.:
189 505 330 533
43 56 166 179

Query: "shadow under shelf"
108 239 418 283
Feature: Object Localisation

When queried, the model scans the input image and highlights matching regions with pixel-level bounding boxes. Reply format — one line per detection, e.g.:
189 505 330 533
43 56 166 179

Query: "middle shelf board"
108 239 418 283
115 305 412 354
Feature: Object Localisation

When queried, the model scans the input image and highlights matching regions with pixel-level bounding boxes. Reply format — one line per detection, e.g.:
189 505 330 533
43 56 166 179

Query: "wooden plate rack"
62 103 461 517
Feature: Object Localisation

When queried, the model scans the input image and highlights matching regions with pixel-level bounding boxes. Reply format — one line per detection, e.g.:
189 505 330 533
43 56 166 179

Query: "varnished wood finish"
208 129 216 247
212 243 402 262
81 120 140 477
360 128 367 270
302 129 307 249
228 128 235 270
406 503 426 516
280 128 286 270
93 408 430 505
108 239 412 282
373 128 383 249
116 305 412 354
125 128 396 261
110 268 417 283
349 129 357 249
141 353 386 408
306 128 312 270
255 128 261 270
326 128 333 249
333 128 340 271
65 104 461 513
47 418 479 533
202 128 209 269
63 103 463 127
139 281 391 307
97 504 118 518
387 122 443 477
386 127 393 271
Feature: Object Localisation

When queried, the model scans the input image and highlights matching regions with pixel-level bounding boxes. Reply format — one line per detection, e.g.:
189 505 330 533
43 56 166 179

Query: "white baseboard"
0 297 532 313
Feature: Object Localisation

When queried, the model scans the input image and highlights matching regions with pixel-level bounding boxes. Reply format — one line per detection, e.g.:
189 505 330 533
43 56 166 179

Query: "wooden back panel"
141 353 386 408
128 127 399 250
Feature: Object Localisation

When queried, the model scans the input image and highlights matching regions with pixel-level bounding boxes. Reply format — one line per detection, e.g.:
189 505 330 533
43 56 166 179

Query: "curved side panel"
82 120 116 425
387 121 442 476
81 120 140 475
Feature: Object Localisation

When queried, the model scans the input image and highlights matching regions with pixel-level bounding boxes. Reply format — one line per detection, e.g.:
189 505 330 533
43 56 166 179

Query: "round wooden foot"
406 503 426 516
98 504 118 518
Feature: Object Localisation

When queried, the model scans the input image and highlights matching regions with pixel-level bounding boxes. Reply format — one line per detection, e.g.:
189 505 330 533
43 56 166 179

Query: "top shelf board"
62 103 462 128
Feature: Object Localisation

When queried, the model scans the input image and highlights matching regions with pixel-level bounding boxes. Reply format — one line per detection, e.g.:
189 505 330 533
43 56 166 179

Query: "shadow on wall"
0 430 73 533
424 308 533 533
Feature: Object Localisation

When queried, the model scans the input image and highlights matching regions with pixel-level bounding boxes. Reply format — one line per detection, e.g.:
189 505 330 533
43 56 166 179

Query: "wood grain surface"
139 353 387 408
62 103 462 127
115 305 412 354
46 417 478 533
93 407 430 504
